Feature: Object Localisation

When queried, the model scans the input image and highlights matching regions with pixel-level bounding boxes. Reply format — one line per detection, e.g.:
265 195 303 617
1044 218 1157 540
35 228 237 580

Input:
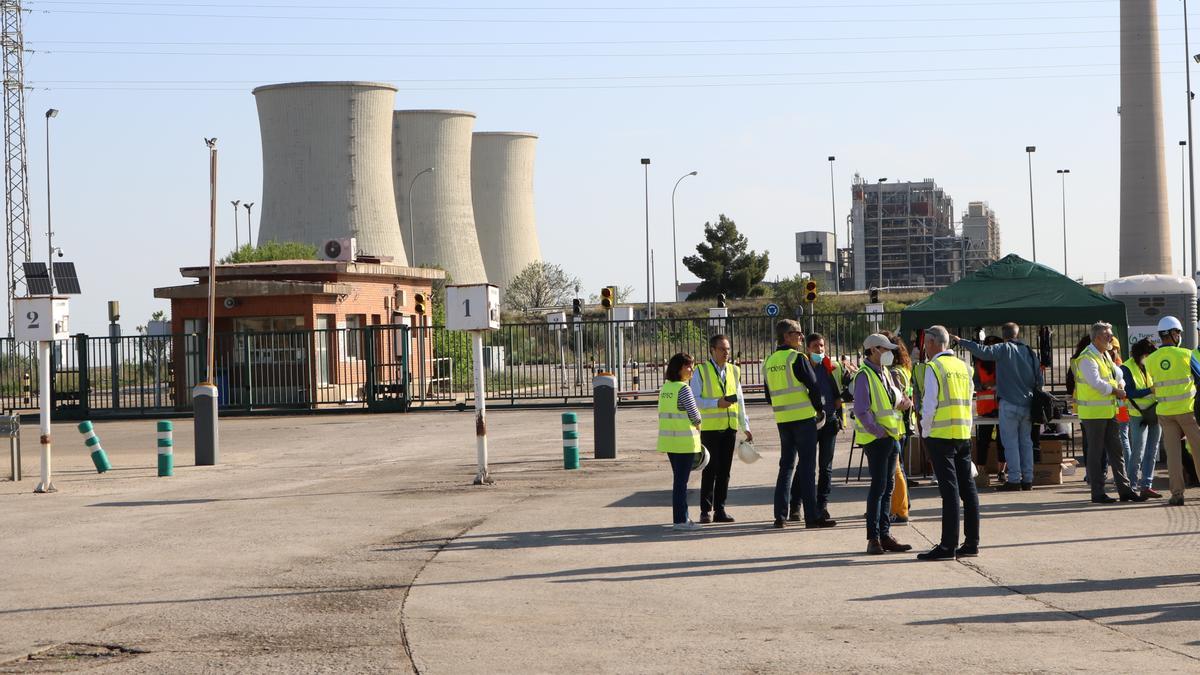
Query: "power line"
30 8 1148 25
30 42 1174 59
26 0 1115 8
28 69 1184 92
25 28 1183 48
27 62 1148 85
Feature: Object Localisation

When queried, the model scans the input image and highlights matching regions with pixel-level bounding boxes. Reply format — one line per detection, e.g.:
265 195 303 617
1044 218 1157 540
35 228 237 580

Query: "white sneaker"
672 520 700 531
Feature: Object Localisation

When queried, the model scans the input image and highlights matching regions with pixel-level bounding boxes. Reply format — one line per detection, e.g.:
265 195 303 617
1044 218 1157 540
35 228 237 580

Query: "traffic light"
414 292 427 316
804 280 818 303
600 287 614 310
572 298 583 316
717 293 727 308
869 287 880 304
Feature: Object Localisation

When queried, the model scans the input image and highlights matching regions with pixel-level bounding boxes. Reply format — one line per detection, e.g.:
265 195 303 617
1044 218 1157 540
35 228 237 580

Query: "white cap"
863 334 899 351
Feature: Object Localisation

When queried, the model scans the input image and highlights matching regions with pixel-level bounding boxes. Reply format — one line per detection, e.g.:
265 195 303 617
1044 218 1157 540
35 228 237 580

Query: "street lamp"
1182 140 1189 275
641 158 651 317
828 156 840 293
1188 0 1199 280
1056 169 1070 276
670 170 697 303
243 202 254 247
44 109 58 293
231 200 241 250
407 167 434 266
1026 146 1037 263
876 177 887 289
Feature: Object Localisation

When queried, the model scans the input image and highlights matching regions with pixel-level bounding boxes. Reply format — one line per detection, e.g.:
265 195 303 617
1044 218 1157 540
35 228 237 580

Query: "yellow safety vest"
853 365 903 445
927 354 973 440
765 349 817 424
1127 363 1155 418
1148 346 1197 416
912 361 930 416
657 380 701 453
1072 349 1119 420
890 365 915 432
697 360 741 432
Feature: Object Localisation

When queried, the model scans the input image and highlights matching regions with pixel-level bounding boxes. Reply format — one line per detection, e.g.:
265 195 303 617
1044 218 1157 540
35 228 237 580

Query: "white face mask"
880 351 895 367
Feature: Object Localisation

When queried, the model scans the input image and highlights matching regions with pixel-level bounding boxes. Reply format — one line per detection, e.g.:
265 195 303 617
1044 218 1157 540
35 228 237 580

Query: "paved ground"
1 403 1198 673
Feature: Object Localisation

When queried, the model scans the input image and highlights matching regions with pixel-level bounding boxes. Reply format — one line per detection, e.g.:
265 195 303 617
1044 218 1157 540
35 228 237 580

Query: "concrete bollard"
592 373 617 459
157 420 173 477
77 421 111 473
562 412 580 470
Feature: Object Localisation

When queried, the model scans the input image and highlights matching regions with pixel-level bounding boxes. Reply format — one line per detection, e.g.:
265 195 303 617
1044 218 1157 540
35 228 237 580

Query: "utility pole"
2 0 31 335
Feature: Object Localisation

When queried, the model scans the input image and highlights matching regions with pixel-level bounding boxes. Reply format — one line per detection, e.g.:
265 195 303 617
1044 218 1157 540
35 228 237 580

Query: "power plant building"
471 132 542 290
850 176 965 289
252 81 407 263
392 110 488 284
961 202 1002 275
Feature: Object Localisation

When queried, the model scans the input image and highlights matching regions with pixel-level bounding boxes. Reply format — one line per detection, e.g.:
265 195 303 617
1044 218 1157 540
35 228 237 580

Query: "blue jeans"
1127 416 1162 490
863 437 899 541
775 419 819 522
999 399 1034 484
667 452 693 524
926 437 980 550
815 421 840 510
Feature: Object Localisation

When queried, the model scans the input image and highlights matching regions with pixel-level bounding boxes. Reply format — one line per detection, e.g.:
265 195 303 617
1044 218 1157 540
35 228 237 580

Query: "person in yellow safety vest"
657 352 704 531
851 333 914 555
804 331 856 523
915 326 979 561
690 334 753 524
1072 321 1146 504
880 331 914 524
764 319 835 530
1147 316 1200 506
1121 338 1161 498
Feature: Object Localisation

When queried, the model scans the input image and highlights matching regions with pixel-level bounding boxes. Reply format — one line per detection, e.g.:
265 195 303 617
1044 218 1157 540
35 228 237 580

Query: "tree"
681 214 770 300
135 310 170 378
220 240 319 264
503 261 581 311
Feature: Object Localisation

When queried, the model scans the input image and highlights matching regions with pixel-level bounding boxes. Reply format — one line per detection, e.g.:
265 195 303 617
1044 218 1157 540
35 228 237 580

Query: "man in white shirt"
1074 322 1143 503
690 334 753 523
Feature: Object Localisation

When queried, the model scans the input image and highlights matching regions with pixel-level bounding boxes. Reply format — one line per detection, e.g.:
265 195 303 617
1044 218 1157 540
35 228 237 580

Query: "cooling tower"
1119 1 1172 276
392 110 487 283
252 81 406 262
471 132 542 289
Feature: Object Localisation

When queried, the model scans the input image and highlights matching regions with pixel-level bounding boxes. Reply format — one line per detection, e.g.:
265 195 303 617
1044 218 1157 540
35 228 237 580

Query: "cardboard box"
1033 463 1063 486
1036 447 1064 465
1038 439 1065 453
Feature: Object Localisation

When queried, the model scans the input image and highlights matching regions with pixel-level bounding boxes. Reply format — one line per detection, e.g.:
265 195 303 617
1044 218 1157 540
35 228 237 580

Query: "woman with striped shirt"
658 352 704 531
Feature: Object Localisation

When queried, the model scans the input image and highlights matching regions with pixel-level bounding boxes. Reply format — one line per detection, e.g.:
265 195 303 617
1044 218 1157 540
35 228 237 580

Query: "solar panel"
22 262 51 295
52 262 81 294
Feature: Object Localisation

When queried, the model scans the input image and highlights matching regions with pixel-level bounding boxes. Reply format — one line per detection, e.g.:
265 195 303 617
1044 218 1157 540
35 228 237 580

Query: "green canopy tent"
899 254 1128 342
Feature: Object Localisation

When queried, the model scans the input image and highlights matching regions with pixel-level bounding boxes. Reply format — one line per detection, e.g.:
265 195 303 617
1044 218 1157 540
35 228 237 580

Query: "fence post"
76 334 90 420
365 325 377 406
402 324 412 411
242 333 252 411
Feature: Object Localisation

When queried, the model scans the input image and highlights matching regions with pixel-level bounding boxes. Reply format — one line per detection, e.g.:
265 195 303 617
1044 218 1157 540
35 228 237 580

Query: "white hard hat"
736 440 762 464
692 446 711 472
1157 316 1184 333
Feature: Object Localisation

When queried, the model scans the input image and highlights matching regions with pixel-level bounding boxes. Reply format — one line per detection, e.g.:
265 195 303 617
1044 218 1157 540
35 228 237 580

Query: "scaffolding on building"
850 175 960 290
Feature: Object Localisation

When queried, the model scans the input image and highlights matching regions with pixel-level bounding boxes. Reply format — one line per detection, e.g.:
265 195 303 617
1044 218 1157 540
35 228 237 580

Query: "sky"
15 0 1199 334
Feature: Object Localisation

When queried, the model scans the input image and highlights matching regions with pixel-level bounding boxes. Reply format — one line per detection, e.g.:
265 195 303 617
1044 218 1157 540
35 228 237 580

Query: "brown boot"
881 535 913 552
866 539 884 555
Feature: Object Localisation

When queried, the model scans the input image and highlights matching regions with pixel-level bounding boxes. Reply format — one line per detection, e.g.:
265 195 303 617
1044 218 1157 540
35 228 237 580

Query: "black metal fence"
0 312 1095 419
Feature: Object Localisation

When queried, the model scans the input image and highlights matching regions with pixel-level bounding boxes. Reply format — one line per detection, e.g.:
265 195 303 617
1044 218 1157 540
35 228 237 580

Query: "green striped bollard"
77 421 111 473
562 412 580 470
157 421 173 477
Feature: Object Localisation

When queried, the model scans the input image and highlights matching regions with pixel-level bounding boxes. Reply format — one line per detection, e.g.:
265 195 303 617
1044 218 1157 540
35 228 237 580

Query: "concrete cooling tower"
1119 1 1172 276
471 132 542 289
392 110 487 283
253 81 406 262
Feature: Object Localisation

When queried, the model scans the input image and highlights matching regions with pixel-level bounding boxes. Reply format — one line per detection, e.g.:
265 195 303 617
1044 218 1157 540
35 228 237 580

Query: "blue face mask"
809 353 824 365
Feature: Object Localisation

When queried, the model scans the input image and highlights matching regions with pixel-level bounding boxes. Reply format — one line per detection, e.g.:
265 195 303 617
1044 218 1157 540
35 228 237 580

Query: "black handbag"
1023 344 1055 423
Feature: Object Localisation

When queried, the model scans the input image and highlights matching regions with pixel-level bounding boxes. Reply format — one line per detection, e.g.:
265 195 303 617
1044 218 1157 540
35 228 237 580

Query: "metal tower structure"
1 1 30 335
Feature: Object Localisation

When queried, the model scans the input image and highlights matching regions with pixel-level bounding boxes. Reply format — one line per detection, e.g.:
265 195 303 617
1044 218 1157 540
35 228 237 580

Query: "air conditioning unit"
322 237 357 262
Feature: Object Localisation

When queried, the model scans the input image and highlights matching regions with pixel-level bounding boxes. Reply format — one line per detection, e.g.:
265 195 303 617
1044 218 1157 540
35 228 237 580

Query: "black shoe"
994 482 1022 492
773 518 786 529
1091 494 1117 504
713 511 735 523
1120 492 1149 503
1168 495 1185 506
698 512 712 524
881 535 913 552
787 509 802 523
906 478 921 488
889 514 909 526
955 543 979 558
1020 482 1033 491
819 507 831 521
866 539 884 555
805 518 837 529
917 546 957 561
